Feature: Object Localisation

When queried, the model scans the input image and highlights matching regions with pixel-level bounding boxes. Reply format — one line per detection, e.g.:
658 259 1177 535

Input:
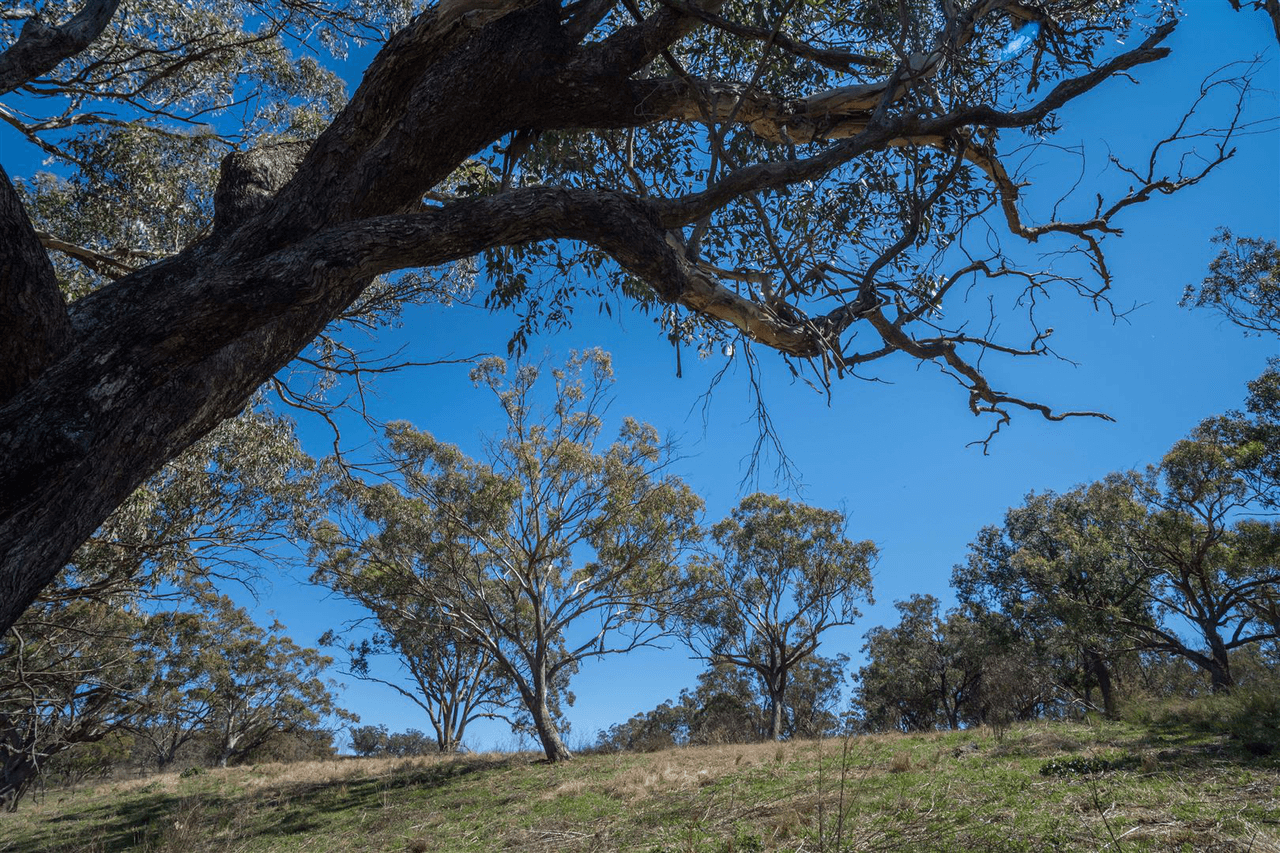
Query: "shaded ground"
2 720 1277 852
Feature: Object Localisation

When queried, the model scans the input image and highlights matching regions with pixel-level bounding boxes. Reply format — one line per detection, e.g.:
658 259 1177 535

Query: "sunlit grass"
2 719 1277 852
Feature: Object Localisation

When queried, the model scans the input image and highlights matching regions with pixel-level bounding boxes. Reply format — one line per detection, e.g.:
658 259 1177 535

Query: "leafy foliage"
683 494 875 739
188 593 352 768
312 350 703 761
850 595 1044 733
1183 229 1280 336
952 368 1280 698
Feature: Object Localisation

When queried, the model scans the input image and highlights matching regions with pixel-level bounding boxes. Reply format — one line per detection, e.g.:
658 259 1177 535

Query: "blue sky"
6 2 1278 751
253 2 1278 750
233 3 1279 750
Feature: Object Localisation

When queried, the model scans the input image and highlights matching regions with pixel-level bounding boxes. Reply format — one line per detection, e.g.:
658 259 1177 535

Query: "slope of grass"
2 719 1277 852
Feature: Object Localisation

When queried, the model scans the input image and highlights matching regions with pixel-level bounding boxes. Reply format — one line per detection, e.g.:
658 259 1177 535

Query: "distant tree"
776 652 848 740
384 729 436 757
313 351 703 762
853 595 979 732
686 662 771 745
192 594 353 767
347 723 463 758
953 481 1153 719
595 654 845 752
315 582 514 754
130 588 351 770
596 700 689 754
130 607 225 770
853 594 1062 733
349 724 390 757
1123 432 1280 692
684 494 875 740
956 386 1280 696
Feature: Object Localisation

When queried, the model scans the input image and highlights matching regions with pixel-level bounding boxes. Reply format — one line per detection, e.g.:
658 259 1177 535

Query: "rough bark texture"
0 166 73 404
0 0 122 95
0 4 587 633
1084 649 1117 720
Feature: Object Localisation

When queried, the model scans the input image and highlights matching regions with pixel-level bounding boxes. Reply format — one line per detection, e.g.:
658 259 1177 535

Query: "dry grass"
2 720 1277 852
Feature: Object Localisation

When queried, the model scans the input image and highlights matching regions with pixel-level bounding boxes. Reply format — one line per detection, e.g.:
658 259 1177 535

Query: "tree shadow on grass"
1133 719 1280 769
14 757 505 852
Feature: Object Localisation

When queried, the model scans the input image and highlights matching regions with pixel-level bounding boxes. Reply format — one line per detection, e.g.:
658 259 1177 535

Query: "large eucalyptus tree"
0 0 1263 634
684 493 876 740
312 350 703 761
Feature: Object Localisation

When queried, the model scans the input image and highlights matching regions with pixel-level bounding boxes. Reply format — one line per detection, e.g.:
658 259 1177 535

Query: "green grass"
2 719 1277 852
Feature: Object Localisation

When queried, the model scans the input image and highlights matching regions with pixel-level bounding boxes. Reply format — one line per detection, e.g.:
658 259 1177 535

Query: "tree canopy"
1 0 1268 634
953 369 1280 698
684 493 875 739
312 350 703 761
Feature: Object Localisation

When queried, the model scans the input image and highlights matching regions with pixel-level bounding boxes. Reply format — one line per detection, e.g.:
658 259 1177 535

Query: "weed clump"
1038 754 1136 777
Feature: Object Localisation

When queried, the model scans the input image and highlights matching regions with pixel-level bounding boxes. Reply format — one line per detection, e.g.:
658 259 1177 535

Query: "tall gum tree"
0 0 1264 633
684 493 876 740
311 350 703 761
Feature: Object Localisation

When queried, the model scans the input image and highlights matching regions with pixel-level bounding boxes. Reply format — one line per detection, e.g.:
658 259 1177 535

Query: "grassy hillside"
2 719 1277 852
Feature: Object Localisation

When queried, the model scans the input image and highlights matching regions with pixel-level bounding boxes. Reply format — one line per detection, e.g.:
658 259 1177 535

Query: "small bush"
179 766 203 779
1038 753 1136 777
1219 688 1280 755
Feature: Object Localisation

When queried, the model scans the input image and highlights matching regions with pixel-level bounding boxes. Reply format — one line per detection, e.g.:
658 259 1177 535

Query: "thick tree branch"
0 0 122 95
0 0 1219 647
35 231 136 280
0 167 73 405
655 21 1176 227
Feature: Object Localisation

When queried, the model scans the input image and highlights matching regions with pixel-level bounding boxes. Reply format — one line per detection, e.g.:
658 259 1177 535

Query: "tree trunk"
766 670 787 741
529 692 571 762
0 758 39 812
217 729 241 768
0 2 653 636
1206 636 1234 694
1084 649 1118 719
438 730 458 753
